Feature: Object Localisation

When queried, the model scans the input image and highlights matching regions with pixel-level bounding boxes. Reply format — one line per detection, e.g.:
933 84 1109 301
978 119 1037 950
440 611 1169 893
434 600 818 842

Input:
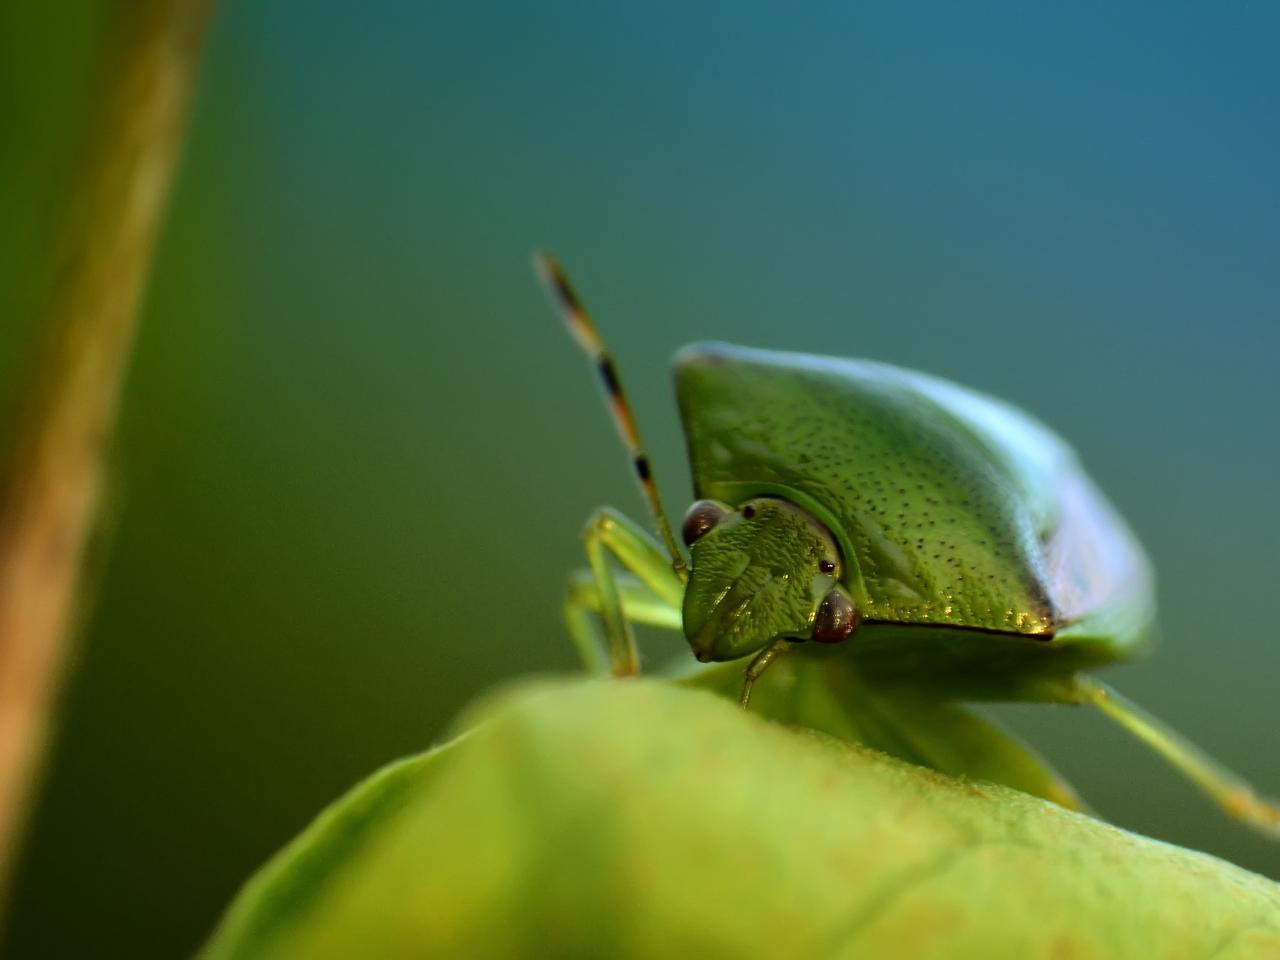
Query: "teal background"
2 3 1277 956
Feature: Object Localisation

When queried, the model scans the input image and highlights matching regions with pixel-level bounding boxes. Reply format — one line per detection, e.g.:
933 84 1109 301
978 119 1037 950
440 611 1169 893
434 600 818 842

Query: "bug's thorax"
679 496 859 663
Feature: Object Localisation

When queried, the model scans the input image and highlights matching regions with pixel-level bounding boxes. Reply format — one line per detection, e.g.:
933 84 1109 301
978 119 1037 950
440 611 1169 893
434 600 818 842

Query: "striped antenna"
535 251 687 578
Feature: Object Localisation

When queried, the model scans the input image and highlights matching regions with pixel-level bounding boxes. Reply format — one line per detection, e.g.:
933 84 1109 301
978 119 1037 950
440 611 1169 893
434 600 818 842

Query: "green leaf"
201 679 1280 960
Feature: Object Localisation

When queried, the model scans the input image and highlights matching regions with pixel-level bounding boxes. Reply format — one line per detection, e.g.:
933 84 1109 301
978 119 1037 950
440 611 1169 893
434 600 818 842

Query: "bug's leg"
564 570 682 676
573 507 686 677
739 639 793 708
1074 677 1280 838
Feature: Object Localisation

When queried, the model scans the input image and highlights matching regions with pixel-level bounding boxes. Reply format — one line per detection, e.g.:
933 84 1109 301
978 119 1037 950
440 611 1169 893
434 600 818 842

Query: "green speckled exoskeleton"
535 253 1280 836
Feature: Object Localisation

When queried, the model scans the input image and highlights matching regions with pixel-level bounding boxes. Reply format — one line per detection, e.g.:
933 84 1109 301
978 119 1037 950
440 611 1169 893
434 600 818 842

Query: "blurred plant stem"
0 0 214 918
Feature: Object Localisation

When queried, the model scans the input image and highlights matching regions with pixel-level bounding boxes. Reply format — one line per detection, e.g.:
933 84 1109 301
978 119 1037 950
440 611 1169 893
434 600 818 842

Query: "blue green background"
3 3 1278 956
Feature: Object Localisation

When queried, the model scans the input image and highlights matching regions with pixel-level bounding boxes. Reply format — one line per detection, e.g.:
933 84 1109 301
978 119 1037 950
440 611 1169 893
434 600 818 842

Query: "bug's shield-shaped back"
674 342 1153 655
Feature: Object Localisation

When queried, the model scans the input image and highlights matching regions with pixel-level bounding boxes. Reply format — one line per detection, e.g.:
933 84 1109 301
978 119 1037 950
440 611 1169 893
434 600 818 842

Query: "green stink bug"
535 253 1279 836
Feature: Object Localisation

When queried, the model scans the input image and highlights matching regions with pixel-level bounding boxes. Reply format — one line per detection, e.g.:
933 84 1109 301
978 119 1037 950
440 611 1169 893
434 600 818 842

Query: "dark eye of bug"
818 559 836 574
813 590 858 644
681 500 728 546
741 504 756 519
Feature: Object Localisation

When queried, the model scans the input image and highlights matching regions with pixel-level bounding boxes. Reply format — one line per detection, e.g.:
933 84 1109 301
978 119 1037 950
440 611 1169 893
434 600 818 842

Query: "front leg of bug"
536 254 692 677
567 507 685 677
738 639 795 708
564 570 682 675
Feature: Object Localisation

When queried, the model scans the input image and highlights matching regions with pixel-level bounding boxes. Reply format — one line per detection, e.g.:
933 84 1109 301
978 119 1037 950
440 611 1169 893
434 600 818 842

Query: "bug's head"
680 496 858 662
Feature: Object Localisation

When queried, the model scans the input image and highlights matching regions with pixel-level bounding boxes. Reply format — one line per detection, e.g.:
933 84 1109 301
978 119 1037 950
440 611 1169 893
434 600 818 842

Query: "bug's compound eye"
818 558 836 575
813 589 858 644
681 500 728 546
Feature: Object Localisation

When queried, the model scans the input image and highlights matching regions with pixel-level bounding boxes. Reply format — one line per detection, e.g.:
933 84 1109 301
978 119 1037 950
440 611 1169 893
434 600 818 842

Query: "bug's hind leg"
568 507 685 677
1073 677 1280 838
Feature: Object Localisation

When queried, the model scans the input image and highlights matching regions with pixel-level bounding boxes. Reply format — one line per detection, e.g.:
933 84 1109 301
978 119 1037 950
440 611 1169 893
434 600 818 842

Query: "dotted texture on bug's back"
674 343 1064 636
